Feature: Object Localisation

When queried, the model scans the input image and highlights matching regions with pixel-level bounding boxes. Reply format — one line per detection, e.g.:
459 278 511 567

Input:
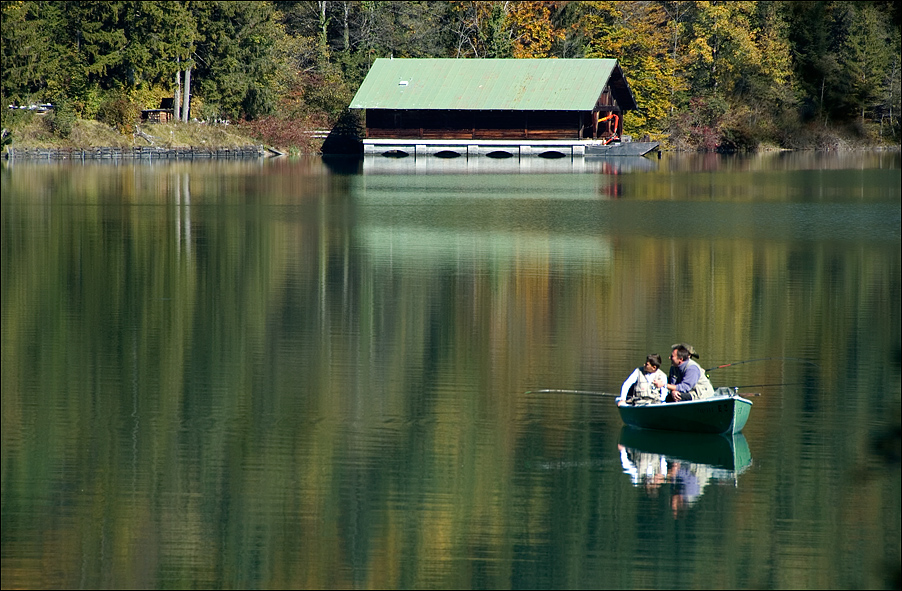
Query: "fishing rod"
531 387 768 400
733 382 807 389
525 388 619 397
526 379 807 398
706 357 820 372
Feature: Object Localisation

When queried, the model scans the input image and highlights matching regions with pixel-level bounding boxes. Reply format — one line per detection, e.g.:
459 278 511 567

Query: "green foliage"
97 91 140 134
336 2 451 59
64 1 195 89
1 1 71 102
840 3 896 122
303 66 355 121
194 100 222 123
787 0 898 134
0 103 35 145
1 0 899 146
70 84 106 121
189 1 285 120
46 99 77 138
483 3 513 58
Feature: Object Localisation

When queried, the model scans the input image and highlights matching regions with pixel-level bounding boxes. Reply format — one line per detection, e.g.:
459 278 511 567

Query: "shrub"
47 99 77 138
72 85 104 121
98 92 140 134
238 115 326 153
1 100 35 137
303 70 354 121
196 100 223 123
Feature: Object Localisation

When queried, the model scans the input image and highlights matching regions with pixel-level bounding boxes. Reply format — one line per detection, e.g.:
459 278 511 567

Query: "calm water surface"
2 151 899 589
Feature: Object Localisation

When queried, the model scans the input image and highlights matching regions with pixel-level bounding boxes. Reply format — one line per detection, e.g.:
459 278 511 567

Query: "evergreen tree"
839 2 896 125
1 1 65 101
190 1 285 120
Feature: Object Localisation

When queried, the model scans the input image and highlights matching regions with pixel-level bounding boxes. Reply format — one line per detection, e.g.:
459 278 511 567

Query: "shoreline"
4 143 898 161
3 144 276 160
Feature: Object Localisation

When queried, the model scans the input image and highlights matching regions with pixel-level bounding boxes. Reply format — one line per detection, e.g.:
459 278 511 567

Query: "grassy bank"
1 113 324 154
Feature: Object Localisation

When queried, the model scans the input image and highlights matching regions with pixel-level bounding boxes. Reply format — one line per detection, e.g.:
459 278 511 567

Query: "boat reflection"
618 427 752 514
362 153 659 175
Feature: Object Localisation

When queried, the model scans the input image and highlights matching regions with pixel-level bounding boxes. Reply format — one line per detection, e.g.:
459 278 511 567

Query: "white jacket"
618 367 667 405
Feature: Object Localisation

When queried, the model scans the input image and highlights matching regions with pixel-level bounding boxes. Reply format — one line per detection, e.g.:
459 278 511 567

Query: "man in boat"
656 344 714 402
671 342 699 361
617 354 668 406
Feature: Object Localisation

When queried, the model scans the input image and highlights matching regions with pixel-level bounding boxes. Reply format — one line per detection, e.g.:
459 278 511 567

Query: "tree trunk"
182 66 191 122
319 1 329 50
342 1 350 52
174 63 181 121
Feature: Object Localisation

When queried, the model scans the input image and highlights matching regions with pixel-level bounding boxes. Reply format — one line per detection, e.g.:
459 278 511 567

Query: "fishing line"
733 382 806 389
706 357 820 372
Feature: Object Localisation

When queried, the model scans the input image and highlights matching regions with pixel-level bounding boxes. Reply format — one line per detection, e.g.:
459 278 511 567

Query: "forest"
1 0 900 152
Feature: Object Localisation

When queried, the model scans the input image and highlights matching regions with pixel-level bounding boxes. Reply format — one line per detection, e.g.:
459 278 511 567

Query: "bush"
237 114 327 153
47 99 77 138
718 106 764 152
1 100 35 136
72 84 104 121
242 86 275 121
196 100 223 123
97 92 140 134
303 70 354 121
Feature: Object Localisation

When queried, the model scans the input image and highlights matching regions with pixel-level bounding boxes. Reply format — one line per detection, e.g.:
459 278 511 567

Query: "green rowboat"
617 388 753 435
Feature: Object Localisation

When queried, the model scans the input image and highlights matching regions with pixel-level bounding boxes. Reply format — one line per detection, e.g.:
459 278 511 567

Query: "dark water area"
2 151 899 589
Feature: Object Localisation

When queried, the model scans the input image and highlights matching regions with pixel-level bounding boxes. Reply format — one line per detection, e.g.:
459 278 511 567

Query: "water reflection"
362 153 659 175
658 149 901 172
174 172 192 258
1 153 898 589
618 427 752 515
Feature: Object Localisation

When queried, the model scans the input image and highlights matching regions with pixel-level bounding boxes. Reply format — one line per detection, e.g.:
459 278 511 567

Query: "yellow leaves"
449 0 565 59
581 1 625 56
582 2 680 136
507 1 564 59
685 0 767 92
687 37 715 66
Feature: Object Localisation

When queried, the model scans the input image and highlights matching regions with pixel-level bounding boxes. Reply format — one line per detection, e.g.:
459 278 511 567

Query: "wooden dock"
4 145 265 161
362 139 659 159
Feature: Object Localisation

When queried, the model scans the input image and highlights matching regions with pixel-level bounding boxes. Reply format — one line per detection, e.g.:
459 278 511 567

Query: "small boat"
617 387 753 435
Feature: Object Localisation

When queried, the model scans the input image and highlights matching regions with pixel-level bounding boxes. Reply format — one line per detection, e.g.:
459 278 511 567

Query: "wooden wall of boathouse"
364 103 623 142
365 109 588 140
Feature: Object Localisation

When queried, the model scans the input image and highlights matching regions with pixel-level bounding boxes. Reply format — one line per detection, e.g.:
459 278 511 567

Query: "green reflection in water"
1 153 899 589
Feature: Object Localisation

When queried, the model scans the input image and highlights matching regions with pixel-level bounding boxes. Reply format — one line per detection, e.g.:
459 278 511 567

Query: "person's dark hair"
671 342 699 359
646 354 662 368
674 345 690 361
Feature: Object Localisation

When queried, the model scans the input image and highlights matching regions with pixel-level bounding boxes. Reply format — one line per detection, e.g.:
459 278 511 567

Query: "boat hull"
585 141 659 156
617 395 753 434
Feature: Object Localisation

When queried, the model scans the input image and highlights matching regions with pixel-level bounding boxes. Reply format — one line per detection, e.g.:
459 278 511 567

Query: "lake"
1 150 899 589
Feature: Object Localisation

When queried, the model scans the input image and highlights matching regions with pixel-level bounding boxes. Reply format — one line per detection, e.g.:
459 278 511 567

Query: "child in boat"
618 354 668 406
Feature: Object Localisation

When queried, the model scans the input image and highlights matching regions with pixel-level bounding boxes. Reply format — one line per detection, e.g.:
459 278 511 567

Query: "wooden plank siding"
365 109 587 141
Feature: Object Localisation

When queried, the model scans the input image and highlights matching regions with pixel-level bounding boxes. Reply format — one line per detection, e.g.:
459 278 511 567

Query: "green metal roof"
349 58 636 111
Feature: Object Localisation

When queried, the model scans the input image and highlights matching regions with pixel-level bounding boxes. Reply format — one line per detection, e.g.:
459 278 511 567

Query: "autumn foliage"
2 1 899 151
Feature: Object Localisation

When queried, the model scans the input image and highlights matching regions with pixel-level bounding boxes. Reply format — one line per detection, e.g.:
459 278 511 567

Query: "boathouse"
349 58 652 158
